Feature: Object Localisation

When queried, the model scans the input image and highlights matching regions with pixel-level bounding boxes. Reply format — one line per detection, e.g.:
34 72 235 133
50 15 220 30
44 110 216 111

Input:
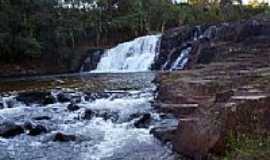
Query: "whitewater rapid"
93 35 161 73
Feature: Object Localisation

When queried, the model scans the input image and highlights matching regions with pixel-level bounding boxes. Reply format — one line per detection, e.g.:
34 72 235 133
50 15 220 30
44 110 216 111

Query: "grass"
221 134 270 160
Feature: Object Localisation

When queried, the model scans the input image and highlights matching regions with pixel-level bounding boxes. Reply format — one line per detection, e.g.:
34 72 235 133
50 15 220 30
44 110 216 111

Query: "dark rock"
16 91 56 105
23 121 34 130
82 109 95 120
134 113 151 128
6 99 16 108
57 93 71 103
53 132 76 142
80 49 104 72
67 103 80 112
0 121 24 138
33 116 51 121
0 102 4 109
28 125 48 136
150 127 177 143
215 90 234 103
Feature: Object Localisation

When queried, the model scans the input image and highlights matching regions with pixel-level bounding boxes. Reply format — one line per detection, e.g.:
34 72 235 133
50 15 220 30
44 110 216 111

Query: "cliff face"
153 14 270 71
154 15 270 159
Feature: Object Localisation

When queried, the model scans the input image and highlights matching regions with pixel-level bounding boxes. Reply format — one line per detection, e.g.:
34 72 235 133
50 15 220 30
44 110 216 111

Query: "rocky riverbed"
0 73 181 160
154 14 270 160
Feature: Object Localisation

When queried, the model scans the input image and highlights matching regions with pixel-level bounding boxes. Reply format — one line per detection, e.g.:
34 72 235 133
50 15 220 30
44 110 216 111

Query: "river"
0 72 179 160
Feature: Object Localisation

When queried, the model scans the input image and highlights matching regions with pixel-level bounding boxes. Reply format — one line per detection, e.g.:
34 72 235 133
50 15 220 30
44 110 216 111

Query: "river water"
0 72 179 160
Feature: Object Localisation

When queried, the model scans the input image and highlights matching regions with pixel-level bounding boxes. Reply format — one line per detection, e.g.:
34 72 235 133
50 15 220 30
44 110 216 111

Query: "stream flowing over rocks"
1 15 270 160
0 73 179 160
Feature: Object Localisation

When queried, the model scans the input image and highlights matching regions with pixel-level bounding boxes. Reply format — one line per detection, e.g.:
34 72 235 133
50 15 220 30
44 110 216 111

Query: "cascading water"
93 35 161 73
0 73 178 160
170 47 192 71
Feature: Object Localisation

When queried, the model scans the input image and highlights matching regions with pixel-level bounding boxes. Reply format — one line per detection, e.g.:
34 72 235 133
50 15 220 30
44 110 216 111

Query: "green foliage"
222 134 270 160
0 0 268 66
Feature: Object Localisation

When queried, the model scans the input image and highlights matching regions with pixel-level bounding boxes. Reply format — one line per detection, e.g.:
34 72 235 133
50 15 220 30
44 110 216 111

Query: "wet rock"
23 121 34 130
80 49 104 72
71 96 81 103
53 132 76 142
28 125 48 136
81 109 95 120
150 126 177 143
134 113 151 128
97 111 119 122
0 121 24 138
57 93 71 103
84 92 111 102
16 91 56 105
6 99 16 108
0 102 4 110
67 103 80 112
33 116 51 121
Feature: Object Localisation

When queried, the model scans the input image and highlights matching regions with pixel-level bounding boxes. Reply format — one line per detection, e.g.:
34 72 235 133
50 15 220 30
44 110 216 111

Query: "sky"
172 0 270 4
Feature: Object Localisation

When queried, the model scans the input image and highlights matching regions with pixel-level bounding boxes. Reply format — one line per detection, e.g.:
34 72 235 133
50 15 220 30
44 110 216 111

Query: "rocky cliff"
153 15 270 160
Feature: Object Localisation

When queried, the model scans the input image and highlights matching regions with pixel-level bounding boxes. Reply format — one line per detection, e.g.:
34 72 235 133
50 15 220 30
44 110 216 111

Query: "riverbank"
153 14 270 160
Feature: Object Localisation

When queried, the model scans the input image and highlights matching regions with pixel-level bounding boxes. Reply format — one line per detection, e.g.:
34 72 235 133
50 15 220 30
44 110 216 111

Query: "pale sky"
172 0 270 4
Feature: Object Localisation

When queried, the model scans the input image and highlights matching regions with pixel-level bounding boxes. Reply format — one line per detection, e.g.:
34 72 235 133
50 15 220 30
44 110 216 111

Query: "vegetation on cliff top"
0 0 268 69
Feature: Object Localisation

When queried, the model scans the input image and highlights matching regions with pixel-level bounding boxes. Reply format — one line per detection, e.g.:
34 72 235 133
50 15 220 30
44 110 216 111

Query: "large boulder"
16 91 56 105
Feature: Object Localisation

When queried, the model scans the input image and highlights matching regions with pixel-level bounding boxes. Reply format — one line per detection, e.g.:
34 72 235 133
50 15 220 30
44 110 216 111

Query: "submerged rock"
134 113 151 128
81 109 95 120
53 132 77 142
67 103 80 112
28 124 48 136
33 116 51 121
96 111 119 122
0 121 24 138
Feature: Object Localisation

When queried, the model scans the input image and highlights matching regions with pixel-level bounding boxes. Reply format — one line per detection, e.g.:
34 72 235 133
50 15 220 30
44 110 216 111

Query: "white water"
171 47 192 70
93 35 161 73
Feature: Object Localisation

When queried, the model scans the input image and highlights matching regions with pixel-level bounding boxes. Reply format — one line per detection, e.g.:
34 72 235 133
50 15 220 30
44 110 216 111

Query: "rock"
33 116 51 121
215 90 234 103
150 126 177 143
23 121 34 130
28 125 48 136
172 116 224 160
134 113 151 128
16 91 56 105
81 109 94 120
0 121 24 138
80 49 104 72
6 99 16 108
53 132 76 142
84 92 111 102
57 93 71 103
97 111 119 122
0 102 4 110
67 103 80 112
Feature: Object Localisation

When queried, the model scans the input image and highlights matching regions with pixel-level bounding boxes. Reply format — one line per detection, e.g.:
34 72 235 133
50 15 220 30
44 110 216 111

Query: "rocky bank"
153 14 270 159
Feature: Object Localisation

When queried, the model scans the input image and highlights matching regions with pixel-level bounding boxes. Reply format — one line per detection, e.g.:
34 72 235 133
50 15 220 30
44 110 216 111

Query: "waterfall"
170 47 192 70
93 35 161 73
